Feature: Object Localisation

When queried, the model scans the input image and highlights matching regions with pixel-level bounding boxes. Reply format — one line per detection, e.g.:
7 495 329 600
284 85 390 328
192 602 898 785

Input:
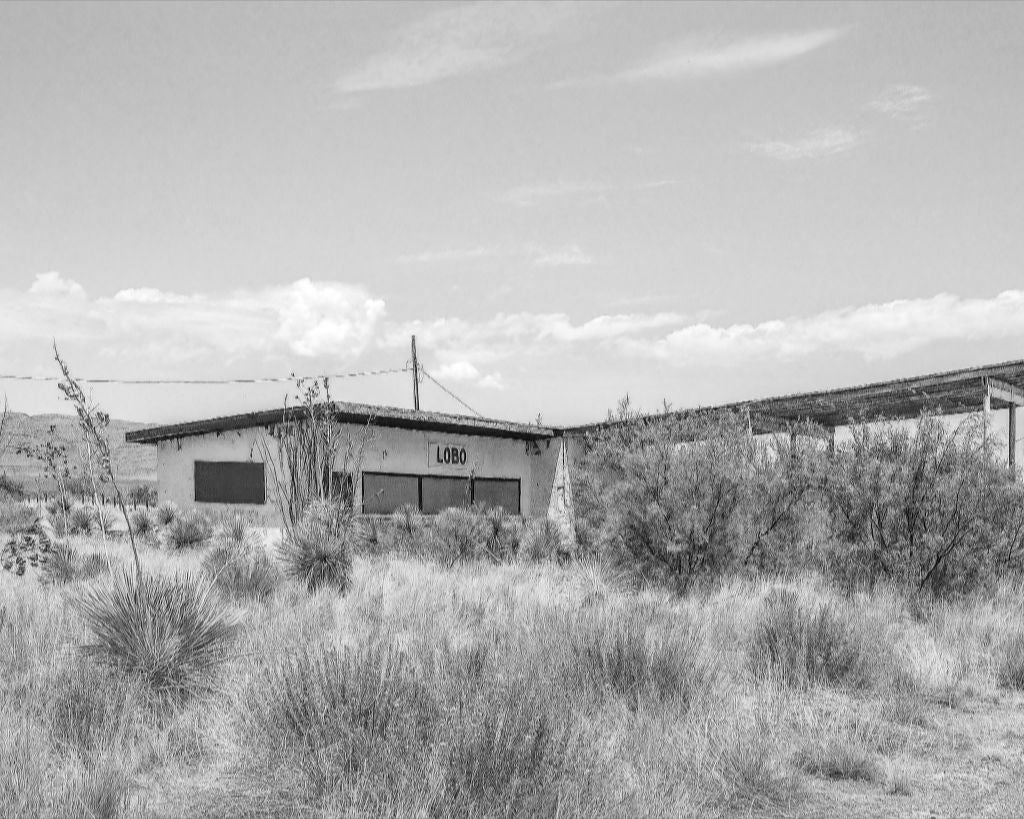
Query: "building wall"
155 423 562 519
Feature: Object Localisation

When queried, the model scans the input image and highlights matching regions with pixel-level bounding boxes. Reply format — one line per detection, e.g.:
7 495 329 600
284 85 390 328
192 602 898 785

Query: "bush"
128 509 155 540
154 501 178 527
68 505 95 535
751 588 879 690
165 509 213 550
431 506 490 565
215 513 258 550
39 540 108 585
523 517 564 562
0 473 25 501
279 502 354 592
563 605 720 710
0 501 37 534
74 569 238 693
996 629 1024 689
203 542 281 601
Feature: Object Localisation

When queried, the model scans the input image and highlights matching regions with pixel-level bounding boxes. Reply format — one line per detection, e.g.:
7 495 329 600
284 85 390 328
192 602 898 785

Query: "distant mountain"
0 411 156 490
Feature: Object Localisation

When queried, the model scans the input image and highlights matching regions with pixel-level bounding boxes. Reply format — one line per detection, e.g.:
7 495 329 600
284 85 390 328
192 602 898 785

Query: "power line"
419 366 483 418
0 367 410 385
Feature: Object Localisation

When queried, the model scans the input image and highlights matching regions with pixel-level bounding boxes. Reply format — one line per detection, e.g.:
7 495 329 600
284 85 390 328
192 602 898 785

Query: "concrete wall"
155 424 562 519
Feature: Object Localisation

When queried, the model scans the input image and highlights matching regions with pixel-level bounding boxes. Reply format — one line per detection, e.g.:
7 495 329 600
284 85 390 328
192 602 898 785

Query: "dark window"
421 476 471 514
194 461 265 505
362 473 419 514
473 478 521 515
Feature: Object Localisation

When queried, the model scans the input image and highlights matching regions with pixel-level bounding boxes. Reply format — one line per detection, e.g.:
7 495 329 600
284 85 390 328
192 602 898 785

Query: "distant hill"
0 411 156 492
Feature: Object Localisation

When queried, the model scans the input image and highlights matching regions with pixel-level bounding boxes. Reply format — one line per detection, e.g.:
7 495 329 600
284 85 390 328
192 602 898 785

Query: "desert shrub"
826 413 1018 595
278 501 354 592
128 484 158 507
165 509 213 550
523 517 563 562
215 513 258 550
563 604 720 710
430 506 490 565
39 540 107 585
0 501 37 534
751 588 881 690
0 473 25 501
436 681 583 818
128 509 155 540
69 504 96 535
46 494 73 519
203 543 281 601
573 400 828 590
996 629 1024 689
154 501 178 527
253 641 437 775
94 505 121 536
480 506 523 561
74 569 238 693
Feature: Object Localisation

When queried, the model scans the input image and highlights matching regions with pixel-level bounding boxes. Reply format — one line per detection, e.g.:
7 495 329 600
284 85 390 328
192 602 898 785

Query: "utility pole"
410 335 420 411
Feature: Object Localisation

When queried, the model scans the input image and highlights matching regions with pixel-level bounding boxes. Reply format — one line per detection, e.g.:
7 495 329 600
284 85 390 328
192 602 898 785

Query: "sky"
2 1 1024 425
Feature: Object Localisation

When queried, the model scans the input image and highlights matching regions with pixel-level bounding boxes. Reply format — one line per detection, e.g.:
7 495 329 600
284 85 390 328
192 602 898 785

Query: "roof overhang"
126 401 556 444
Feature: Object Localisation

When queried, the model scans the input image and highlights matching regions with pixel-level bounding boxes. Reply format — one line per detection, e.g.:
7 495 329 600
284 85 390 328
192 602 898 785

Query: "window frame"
193 460 266 505
359 471 522 516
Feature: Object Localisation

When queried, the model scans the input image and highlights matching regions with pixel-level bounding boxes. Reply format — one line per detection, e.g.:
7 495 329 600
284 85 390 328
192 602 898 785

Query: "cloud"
337 2 578 94
532 244 593 267
435 360 481 381
1 272 386 363
747 127 862 160
397 247 501 264
868 84 931 117
628 291 1024 366
501 180 610 208
617 29 843 81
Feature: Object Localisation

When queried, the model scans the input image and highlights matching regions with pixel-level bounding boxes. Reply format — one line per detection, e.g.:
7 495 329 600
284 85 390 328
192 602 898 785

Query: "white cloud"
397 247 501 264
629 291 1024 366
435 361 480 381
501 180 610 208
869 84 931 117
748 127 862 161
618 29 843 80
337 2 578 94
532 245 593 267
0 273 386 363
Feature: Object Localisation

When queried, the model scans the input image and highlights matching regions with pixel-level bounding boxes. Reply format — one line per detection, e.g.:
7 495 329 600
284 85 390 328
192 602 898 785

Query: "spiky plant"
154 501 178 527
165 509 213 550
74 569 238 693
278 501 354 592
68 505 95 535
203 542 282 601
215 513 258 551
128 509 155 540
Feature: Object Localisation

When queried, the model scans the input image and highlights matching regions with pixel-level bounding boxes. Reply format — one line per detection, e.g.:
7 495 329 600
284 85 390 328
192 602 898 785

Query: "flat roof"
125 401 555 444
566 359 1024 433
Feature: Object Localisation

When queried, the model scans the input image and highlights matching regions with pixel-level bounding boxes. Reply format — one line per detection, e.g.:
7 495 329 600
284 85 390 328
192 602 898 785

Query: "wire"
0 367 410 385
418 366 484 418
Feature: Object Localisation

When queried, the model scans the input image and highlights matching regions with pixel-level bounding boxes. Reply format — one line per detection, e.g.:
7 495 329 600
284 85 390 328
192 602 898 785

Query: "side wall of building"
156 424 562 519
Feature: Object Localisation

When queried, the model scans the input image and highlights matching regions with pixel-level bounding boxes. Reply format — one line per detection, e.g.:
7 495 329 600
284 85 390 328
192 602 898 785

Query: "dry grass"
3 530 1024 817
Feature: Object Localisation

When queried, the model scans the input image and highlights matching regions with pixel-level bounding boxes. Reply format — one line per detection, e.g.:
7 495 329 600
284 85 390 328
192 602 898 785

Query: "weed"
154 501 178 527
203 542 281 601
996 628 1024 689
165 509 213 550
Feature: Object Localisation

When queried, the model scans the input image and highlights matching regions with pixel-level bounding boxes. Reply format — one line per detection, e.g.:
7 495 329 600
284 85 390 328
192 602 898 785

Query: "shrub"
564 605 720 710
480 506 523 561
39 540 107 585
94 505 121 536
0 501 37 534
74 569 238 693
278 501 354 592
46 495 73 519
203 542 281 601
215 513 258 550
165 509 213 550
436 682 580 818
750 588 874 689
0 473 25 501
128 509 155 540
523 517 563 562
996 629 1024 689
431 507 489 566
154 501 178 527
69 505 95 535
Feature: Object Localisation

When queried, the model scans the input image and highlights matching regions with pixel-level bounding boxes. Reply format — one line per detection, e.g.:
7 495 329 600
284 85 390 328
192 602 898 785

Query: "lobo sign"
428 441 470 469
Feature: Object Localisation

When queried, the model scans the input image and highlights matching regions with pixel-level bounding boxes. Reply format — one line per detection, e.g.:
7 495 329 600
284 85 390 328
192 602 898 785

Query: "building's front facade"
126 403 567 522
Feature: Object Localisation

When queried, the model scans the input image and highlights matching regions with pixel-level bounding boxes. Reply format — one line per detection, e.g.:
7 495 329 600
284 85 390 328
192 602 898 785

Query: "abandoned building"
126 359 1024 522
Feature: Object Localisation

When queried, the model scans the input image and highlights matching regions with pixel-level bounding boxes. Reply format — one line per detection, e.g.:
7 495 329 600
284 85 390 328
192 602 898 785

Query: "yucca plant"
216 513 258 550
154 501 179 527
68 505 95 535
165 509 213 550
279 501 354 592
74 569 238 693
128 509 155 540
203 542 281 601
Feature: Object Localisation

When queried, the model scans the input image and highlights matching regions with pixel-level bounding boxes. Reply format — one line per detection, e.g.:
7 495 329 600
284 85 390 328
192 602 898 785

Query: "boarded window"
473 478 521 515
421 476 471 514
362 473 419 515
194 461 265 505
